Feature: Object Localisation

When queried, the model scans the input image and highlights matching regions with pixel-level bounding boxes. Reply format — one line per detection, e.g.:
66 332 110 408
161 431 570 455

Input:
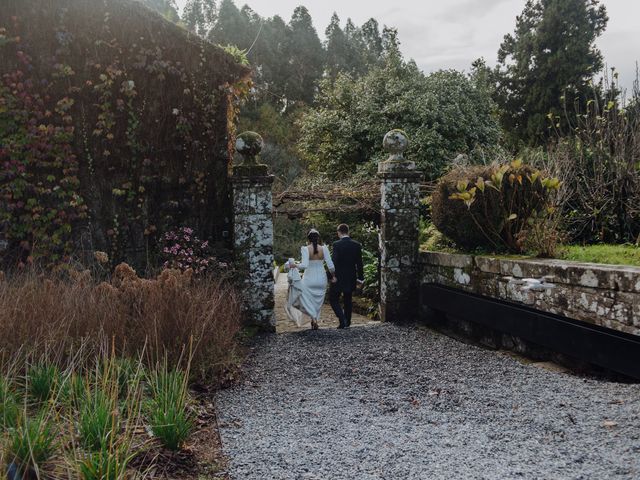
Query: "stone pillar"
232 132 275 331
378 129 422 322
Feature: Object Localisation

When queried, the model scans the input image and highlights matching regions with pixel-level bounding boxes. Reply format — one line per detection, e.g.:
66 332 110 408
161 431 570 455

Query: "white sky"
176 0 639 94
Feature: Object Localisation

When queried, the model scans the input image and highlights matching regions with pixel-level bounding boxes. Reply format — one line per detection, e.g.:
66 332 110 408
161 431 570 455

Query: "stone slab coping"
419 250 640 294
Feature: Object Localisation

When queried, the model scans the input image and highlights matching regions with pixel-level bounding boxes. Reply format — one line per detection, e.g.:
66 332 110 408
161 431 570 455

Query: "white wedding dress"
285 245 335 327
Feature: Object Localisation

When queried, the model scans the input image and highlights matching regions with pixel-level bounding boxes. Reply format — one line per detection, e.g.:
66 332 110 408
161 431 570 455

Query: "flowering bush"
161 227 227 276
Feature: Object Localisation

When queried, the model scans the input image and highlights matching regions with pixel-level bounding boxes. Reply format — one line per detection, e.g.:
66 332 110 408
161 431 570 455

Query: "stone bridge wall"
419 251 640 336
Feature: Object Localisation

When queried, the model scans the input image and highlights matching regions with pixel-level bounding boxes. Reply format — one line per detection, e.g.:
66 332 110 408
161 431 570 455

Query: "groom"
330 224 364 329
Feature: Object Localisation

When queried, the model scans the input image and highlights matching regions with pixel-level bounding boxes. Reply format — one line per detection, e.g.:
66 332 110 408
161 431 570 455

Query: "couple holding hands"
284 224 364 330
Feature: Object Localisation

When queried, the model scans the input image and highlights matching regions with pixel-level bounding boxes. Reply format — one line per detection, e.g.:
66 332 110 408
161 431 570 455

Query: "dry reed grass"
0 264 242 383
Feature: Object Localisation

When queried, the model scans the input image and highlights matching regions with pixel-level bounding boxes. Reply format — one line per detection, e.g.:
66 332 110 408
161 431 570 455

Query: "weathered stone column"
378 129 422 322
232 132 275 331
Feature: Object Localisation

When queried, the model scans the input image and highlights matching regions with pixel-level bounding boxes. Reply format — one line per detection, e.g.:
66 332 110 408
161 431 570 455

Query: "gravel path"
216 324 640 479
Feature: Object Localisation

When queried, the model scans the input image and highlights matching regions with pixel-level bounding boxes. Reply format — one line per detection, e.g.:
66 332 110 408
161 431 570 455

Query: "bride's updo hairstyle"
307 229 322 254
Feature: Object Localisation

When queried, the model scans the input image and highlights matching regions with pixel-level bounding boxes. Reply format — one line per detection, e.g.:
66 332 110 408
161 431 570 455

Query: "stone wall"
420 252 640 336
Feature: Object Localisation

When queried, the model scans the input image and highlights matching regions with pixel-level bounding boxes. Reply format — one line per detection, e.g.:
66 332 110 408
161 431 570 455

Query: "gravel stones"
216 324 640 479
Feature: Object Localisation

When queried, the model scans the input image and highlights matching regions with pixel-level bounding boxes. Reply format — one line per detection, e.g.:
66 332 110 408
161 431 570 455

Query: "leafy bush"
431 160 561 253
516 210 565 258
146 366 193 450
299 57 500 180
361 250 379 300
420 221 458 253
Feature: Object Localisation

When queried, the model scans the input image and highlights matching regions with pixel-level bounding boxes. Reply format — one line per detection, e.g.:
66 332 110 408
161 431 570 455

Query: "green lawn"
421 240 640 267
558 244 640 267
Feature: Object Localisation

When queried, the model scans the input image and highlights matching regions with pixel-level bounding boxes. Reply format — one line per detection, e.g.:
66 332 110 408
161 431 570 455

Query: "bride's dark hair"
307 229 322 254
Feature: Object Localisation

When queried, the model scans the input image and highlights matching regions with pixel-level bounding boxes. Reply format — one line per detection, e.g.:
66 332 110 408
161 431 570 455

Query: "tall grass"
0 265 243 477
27 363 60 403
146 363 194 451
0 377 19 430
72 354 143 480
0 264 242 382
5 410 57 477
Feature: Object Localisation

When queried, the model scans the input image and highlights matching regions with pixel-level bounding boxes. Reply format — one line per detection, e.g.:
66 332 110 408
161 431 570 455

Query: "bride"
285 229 336 330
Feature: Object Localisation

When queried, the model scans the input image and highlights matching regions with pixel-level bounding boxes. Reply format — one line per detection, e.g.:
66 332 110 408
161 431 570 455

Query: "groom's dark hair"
337 224 349 235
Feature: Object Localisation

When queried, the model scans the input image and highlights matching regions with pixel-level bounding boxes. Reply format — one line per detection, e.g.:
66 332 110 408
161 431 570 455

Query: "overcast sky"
176 0 639 94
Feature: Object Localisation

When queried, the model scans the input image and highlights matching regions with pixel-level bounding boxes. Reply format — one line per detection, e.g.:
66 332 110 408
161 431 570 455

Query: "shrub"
361 250 379 300
420 221 457 252
299 63 501 180
145 365 193 450
516 211 566 258
431 159 561 253
543 84 640 244
161 227 230 276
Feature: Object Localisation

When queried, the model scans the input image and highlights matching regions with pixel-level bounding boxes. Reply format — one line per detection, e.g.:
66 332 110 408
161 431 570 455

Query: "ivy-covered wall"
0 0 250 269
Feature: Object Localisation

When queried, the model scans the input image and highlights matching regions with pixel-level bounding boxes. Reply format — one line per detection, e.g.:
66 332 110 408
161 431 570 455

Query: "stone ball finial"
233 131 269 176
235 131 264 161
383 129 409 161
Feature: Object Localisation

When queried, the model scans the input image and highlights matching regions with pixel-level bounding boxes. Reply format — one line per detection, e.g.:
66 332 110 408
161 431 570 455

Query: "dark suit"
330 236 364 327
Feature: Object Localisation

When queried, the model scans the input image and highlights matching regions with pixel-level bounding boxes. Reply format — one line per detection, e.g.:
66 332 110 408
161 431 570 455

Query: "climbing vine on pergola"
273 180 435 219
273 181 381 219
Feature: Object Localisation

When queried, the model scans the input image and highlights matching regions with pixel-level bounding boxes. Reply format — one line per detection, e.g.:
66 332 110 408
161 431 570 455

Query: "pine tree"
343 18 367 76
139 0 180 22
208 0 250 47
495 0 608 145
284 6 324 104
361 19 383 59
325 13 349 79
259 15 290 103
182 0 217 37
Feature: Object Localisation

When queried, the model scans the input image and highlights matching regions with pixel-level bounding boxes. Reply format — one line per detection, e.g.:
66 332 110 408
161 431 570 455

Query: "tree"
208 0 250 47
299 56 501 179
360 18 383 66
494 0 608 146
182 0 217 37
139 0 180 22
284 6 324 105
257 15 290 104
325 16 384 79
325 13 350 79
